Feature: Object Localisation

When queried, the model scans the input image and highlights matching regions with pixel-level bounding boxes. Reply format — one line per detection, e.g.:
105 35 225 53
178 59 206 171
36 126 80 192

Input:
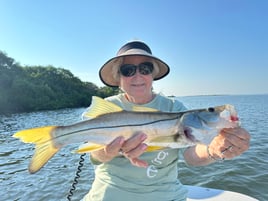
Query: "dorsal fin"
83 96 123 119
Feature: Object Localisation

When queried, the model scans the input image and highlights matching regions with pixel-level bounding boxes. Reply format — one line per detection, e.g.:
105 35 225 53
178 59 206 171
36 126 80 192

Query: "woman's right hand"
90 132 148 168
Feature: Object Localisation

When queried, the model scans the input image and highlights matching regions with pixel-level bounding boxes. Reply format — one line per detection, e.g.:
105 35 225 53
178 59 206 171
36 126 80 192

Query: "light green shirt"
82 93 188 201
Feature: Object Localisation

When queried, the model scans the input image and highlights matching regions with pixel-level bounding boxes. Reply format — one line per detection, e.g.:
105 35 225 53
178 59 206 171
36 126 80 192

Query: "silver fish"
13 96 240 173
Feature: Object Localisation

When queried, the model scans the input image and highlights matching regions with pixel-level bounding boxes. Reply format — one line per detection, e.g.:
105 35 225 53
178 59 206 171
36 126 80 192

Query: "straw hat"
99 41 170 87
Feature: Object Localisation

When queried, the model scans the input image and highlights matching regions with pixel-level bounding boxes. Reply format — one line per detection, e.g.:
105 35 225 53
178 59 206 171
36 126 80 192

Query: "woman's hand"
184 127 250 166
90 132 148 167
207 127 250 160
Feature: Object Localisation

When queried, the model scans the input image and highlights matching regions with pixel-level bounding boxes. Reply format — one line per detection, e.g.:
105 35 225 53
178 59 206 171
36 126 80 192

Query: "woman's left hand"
207 127 250 160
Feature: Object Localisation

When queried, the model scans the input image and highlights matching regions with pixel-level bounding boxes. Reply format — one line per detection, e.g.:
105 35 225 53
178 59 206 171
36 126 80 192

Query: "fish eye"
208 107 215 112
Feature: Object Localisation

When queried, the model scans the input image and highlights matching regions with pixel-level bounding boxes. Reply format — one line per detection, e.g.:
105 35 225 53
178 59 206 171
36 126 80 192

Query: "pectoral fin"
151 135 178 143
145 135 179 151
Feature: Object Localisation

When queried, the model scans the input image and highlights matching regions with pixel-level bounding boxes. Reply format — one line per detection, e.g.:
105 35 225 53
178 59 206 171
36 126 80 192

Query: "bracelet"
206 145 225 162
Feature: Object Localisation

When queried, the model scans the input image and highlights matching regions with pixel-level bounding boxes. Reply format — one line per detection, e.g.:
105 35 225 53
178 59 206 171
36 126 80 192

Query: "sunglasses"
119 62 154 77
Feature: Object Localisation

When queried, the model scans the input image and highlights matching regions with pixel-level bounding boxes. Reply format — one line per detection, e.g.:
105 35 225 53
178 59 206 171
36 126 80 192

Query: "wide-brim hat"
99 41 170 87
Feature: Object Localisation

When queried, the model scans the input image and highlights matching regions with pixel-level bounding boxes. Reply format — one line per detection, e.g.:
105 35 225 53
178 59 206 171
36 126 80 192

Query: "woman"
82 41 250 201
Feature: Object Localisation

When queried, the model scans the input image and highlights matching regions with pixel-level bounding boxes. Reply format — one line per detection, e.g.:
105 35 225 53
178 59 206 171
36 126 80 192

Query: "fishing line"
67 153 86 201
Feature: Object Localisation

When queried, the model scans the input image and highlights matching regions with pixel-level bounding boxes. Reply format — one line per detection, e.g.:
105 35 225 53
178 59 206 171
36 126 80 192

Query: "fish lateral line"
53 115 180 140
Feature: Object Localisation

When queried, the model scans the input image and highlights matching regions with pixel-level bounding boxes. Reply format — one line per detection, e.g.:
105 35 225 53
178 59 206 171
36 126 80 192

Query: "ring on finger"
221 145 233 155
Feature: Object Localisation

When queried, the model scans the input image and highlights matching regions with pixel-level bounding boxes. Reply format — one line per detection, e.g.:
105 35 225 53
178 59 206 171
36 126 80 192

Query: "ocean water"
0 94 267 201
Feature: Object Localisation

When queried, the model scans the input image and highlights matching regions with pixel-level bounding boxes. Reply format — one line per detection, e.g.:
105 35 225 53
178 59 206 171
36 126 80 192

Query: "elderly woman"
82 41 250 201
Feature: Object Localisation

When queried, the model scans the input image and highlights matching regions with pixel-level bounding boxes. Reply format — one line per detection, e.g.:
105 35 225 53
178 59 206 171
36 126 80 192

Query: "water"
0 94 267 201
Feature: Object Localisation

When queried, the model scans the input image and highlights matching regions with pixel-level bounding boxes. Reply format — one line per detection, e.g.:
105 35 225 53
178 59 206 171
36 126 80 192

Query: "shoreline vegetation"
1 51 266 115
0 51 119 114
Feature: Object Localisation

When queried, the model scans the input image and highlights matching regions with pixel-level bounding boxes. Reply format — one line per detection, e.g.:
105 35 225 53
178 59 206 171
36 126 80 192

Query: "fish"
13 96 240 173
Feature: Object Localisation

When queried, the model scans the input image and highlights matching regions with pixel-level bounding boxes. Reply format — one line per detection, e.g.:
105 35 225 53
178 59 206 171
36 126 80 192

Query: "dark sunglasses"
119 62 154 77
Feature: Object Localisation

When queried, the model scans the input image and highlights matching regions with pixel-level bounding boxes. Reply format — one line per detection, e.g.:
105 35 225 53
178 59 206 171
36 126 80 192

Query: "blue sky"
0 0 267 96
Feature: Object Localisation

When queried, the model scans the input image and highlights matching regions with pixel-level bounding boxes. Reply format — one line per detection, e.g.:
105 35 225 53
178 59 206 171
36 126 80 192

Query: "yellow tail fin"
13 126 60 174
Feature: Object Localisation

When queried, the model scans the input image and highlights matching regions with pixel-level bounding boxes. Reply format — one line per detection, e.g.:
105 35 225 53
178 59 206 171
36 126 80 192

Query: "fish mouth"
183 127 196 142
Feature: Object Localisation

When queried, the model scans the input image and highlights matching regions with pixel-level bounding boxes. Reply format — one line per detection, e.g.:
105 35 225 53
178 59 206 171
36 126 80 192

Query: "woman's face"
119 56 154 102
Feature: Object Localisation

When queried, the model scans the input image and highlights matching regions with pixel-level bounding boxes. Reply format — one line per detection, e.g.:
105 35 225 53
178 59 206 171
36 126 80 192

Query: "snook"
13 96 240 173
